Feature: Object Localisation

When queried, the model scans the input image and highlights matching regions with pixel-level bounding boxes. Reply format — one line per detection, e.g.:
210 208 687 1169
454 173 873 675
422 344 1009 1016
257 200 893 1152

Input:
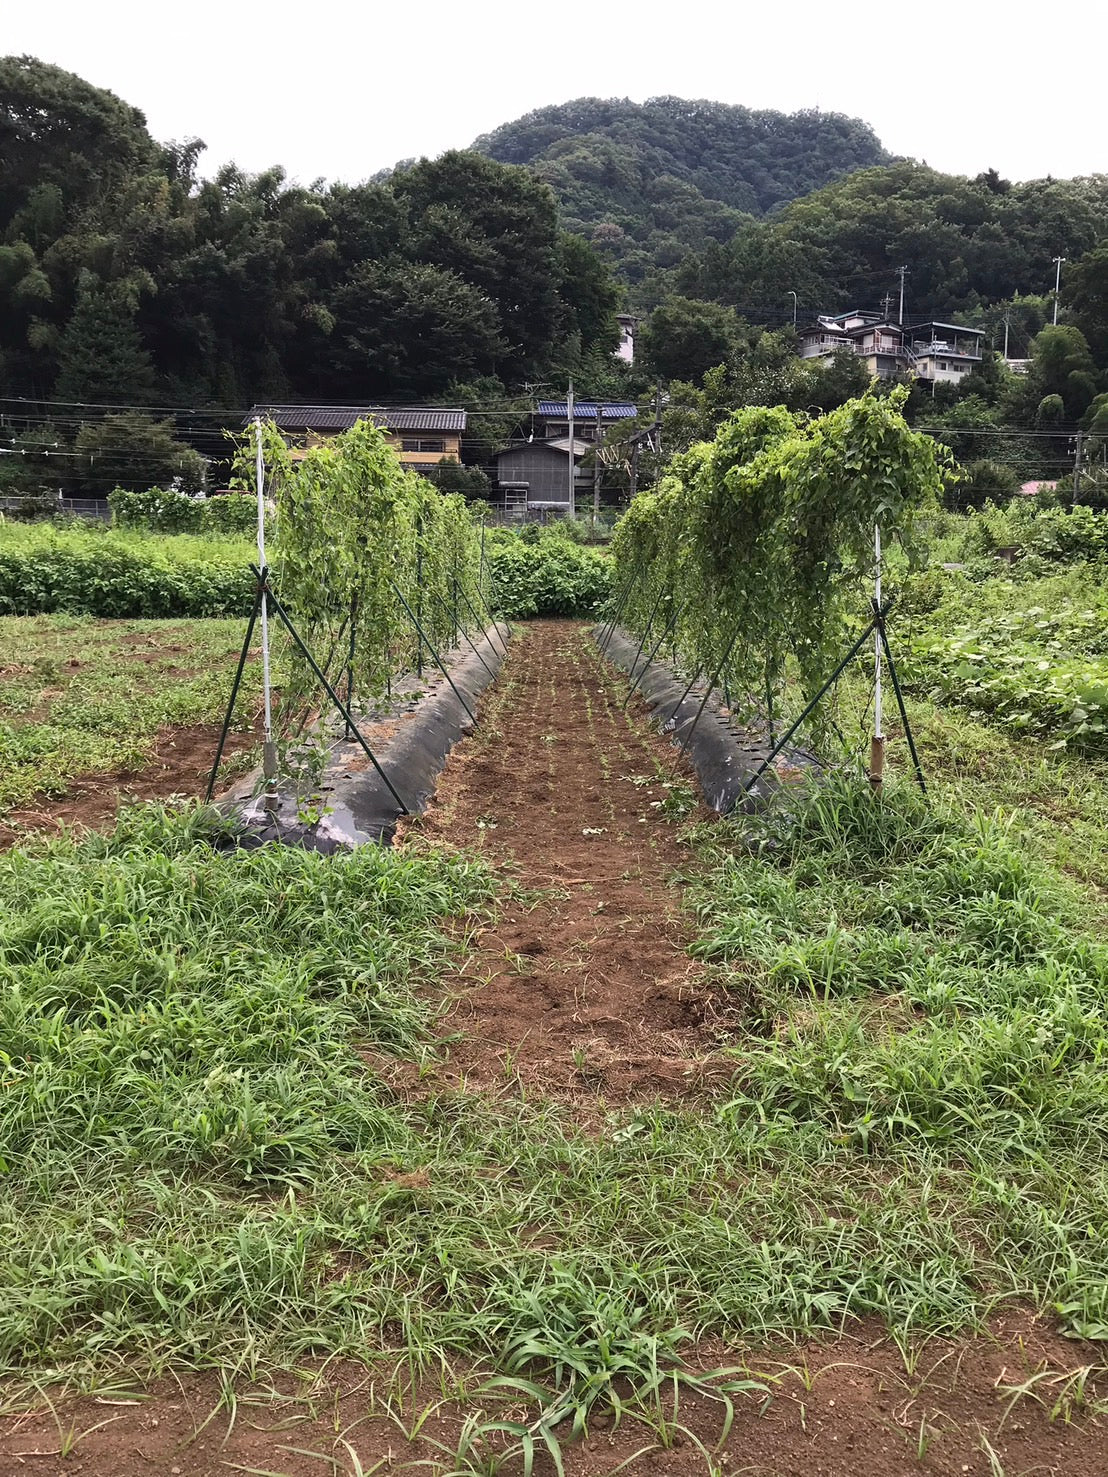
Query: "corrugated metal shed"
249 405 467 432
537 401 639 420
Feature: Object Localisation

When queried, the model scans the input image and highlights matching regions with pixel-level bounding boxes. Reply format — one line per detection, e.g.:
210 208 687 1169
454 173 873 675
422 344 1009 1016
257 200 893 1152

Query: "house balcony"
909 341 982 361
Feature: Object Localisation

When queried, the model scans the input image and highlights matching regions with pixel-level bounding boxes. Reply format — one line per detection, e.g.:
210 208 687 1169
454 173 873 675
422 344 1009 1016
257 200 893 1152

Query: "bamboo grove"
611 389 949 744
232 418 490 735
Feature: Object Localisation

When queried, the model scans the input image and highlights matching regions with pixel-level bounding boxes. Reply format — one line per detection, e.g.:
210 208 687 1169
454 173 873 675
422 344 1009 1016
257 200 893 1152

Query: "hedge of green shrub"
108 486 259 537
0 519 615 623
488 530 612 619
0 523 253 618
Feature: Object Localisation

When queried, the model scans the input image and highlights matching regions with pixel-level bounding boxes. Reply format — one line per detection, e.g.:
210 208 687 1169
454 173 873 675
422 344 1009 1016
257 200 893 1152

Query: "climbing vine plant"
228 417 487 741
612 388 949 738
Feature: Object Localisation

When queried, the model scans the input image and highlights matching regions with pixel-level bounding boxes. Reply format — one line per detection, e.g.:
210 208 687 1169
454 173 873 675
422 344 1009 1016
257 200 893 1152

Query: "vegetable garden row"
3 399 1108 1472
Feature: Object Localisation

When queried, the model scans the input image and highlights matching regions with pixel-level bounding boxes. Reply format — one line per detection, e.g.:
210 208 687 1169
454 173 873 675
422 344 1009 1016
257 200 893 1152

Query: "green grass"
7 585 1108 1469
0 614 266 811
5 782 1108 1393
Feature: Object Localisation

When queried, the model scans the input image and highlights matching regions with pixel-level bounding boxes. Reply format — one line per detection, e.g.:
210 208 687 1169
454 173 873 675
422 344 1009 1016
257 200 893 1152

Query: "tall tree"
1067 244 1108 367
390 151 563 379
1030 325 1100 420
326 260 504 397
54 280 156 404
639 297 745 382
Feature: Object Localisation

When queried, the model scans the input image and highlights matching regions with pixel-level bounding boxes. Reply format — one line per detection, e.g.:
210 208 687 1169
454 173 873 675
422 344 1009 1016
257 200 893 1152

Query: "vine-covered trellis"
209 417 496 809
271 419 488 712
608 389 949 779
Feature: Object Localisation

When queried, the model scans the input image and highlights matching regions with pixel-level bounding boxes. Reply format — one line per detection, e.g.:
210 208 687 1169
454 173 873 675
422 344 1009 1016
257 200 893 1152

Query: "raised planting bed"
595 624 817 813
220 622 510 849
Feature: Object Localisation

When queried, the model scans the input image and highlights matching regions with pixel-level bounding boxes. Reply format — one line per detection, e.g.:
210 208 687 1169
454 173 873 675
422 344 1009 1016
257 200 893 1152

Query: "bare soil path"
400 619 733 1106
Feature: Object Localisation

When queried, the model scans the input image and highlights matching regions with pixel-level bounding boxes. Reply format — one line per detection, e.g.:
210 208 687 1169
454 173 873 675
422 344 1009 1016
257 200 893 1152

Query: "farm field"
4 619 1108 1475
0 614 263 842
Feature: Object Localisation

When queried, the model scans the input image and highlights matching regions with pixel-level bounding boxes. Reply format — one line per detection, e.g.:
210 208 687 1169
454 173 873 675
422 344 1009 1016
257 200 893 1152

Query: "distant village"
254 306 1007 522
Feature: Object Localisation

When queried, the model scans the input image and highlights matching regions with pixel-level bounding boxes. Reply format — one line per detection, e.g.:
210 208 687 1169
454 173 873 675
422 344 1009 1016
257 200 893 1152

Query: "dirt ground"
4 621 1108 1476
395 618 731 1107
0 722 256 848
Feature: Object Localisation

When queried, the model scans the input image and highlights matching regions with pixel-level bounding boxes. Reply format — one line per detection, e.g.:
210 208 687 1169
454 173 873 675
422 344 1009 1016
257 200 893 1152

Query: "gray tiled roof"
250 405 467 432
537 401 639 419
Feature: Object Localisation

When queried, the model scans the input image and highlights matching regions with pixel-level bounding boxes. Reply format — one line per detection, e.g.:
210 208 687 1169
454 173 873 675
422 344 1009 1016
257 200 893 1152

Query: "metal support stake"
875 607 927 794
597 555 644 654
253 418 278 812
204 581 262 804
623 603 682 708
427 588 497 681
263 574 410 814
344 592 358 742
390 580 479 727
679 622 745 755
457 580 508 660
870 524 885 789
665 664 706 726
626 581 668 682
414 512 424 679
452 549 460 649
472 582 509 658
742 619 878 794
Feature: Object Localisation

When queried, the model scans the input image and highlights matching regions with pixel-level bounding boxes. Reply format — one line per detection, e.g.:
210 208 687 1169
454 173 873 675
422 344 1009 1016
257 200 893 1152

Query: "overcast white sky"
7 0 1105 187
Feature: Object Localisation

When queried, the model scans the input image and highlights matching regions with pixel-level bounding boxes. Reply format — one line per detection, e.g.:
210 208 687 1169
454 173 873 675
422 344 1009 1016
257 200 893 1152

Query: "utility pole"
1073 430 1084 504
593 406 602 528
881 292 893 319
1053 256 1066 325
896 265 909 325
1003 312 1010 360
653 385 662 474
629 436 639 500
566 378 575 520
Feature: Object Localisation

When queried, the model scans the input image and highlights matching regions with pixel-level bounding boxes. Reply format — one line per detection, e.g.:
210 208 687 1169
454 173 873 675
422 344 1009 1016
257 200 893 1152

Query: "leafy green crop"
0 522 254 619
909 611 1108 751
488 534 611 618
108 486 259 537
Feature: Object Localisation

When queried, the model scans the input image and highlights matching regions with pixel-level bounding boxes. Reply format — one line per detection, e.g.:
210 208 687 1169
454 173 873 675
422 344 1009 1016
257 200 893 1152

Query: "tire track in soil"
399 618 737 1105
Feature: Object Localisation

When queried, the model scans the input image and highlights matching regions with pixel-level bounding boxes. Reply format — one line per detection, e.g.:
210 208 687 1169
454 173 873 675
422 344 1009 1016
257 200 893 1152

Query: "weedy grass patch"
692 773 1108 1338
0 614 266 810
5 785 1108 1406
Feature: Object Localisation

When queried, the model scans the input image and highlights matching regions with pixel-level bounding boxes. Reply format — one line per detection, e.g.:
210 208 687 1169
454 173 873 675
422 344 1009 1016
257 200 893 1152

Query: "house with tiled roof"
249 405 467 472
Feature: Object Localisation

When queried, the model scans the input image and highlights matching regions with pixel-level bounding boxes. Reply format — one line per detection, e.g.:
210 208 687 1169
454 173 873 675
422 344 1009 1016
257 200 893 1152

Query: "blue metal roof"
537 401 639 419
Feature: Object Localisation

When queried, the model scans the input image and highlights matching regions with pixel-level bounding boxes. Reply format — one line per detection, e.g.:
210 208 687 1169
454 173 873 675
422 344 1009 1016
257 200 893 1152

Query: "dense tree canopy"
4 56 1108 505
675 162 1108 328
0 58 621 408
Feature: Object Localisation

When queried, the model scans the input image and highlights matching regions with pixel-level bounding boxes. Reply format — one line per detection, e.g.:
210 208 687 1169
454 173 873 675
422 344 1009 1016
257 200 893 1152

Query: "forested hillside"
474 97 888 284
0 57 619 408
674 162 1108 334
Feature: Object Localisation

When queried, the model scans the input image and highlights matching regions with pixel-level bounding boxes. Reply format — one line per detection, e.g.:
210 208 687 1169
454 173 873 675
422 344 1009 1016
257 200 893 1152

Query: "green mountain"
473 97 890 286
675 161 1108 339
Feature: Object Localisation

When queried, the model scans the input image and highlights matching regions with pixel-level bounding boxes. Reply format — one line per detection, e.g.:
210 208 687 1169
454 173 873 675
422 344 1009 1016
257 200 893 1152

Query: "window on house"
401 438 446 454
